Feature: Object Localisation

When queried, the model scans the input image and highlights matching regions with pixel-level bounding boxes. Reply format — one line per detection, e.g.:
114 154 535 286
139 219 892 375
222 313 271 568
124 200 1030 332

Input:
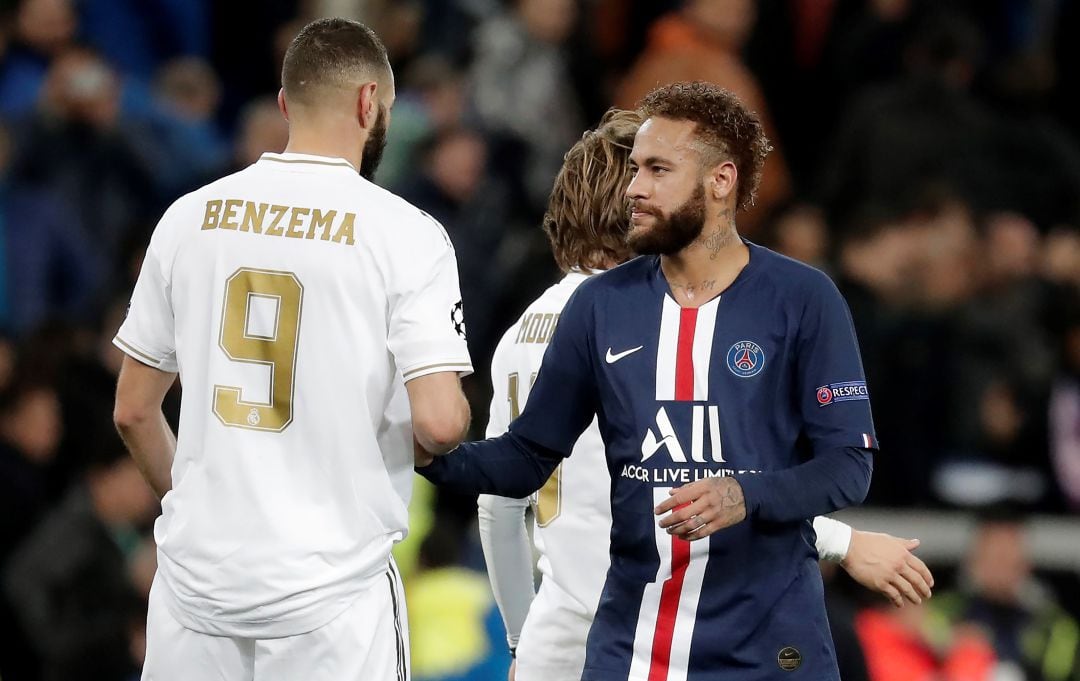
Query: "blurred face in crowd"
16 0 76 55
518 0 577 44
428 129 487 202
44 50 120 127
91 458 159 525
967 521 1031 604
773 204 828 266
626 117 716 255
685 0 756 49
1 387 62 463
236 99 289 167
156 57 222 122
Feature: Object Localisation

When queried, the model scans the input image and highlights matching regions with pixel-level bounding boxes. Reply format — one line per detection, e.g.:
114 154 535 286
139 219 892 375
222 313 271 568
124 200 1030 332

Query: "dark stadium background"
1 0 1079 679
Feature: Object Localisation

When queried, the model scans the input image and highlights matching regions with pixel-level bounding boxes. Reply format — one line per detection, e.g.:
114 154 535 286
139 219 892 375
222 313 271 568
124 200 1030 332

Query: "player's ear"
277 88 289 122
709 160 737 203
357 82 379 130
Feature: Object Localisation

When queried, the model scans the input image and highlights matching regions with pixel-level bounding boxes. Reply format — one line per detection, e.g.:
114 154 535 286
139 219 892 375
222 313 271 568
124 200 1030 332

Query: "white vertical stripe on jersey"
690 298 719 401
626 488 711 681
627 489 672 680
666 532 710 681
655 297 682 401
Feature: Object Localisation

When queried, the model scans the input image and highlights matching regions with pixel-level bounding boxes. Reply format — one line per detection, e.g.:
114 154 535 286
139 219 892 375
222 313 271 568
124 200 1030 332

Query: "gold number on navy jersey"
213 268 303 432
508 371 562 526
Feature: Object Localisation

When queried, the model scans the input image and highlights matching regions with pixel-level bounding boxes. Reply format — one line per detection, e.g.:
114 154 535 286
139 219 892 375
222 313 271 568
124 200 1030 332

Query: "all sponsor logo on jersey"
815 380 869 407
726 340 765 378
625 406 760 483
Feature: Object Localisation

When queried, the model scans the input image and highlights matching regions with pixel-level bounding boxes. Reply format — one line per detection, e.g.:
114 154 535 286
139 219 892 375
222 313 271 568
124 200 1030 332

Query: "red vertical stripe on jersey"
674 308 698 401
648 534 692 681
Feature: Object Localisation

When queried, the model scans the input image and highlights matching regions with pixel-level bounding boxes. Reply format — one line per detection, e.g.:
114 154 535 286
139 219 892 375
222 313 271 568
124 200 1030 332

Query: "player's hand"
655 477 746 541
841 531 934 607
413 437 434 468
507 659 516 681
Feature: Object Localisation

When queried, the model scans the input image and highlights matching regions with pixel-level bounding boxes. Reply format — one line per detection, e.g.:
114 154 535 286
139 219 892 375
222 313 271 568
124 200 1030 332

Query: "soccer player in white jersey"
477 110 935 681
112 18 472 680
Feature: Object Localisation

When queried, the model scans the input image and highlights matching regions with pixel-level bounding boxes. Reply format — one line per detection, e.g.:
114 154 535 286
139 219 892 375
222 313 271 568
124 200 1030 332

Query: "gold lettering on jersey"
202 200 223 230
332 212 355 245
285 207 309 238
266 205 288 236
221 199 243 230
514 312 561 344
201 201 357 247
308 209 336 240
240 202 266 233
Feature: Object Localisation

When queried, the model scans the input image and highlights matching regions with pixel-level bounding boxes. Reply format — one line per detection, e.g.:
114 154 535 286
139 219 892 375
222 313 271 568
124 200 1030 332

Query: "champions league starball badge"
726 340 765 378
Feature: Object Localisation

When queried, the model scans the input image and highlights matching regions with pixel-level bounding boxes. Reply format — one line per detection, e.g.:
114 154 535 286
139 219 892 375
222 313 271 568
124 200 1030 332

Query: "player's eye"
652 165 669 175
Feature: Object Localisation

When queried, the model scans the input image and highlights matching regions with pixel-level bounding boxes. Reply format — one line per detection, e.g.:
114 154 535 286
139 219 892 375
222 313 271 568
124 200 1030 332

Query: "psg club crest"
726 340 765 378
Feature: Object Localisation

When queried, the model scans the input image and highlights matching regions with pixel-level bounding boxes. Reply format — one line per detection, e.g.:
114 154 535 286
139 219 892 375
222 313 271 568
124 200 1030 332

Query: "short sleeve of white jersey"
813 516 853 562
114 244 178 372
386 219 472 381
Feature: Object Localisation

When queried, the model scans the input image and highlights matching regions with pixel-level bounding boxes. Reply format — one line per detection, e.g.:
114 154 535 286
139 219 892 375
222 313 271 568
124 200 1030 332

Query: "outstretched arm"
417 430 563 498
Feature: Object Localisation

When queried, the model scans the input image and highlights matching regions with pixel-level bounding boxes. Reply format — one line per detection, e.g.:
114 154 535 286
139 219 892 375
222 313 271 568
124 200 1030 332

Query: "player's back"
115 153 470 638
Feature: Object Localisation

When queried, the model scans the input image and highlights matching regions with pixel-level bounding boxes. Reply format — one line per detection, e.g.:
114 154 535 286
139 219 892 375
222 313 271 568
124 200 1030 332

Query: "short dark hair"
544 108 642 272
638 81 771 212
281 18 390 107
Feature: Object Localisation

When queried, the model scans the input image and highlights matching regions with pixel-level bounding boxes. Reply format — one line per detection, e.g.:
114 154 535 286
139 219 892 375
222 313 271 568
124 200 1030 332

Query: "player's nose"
626 169 648 199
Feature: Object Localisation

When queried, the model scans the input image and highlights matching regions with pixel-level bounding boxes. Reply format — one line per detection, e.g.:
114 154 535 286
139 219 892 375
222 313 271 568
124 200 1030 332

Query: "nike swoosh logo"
606 345 644 364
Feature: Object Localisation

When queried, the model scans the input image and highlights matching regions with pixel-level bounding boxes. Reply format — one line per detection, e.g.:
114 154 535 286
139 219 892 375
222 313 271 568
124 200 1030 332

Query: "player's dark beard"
359 104 388 181
627 183 707 256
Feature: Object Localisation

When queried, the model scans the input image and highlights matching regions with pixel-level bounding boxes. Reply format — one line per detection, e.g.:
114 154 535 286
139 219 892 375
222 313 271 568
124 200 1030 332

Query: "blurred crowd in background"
1 0 1079 679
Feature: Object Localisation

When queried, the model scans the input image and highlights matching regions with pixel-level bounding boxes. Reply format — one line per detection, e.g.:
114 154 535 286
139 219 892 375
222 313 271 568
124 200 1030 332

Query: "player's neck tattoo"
698 209 738 260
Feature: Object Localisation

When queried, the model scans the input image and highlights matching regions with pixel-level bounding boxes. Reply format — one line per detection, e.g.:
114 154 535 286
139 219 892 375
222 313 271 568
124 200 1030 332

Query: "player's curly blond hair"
543 109 642 273
638 81 771 212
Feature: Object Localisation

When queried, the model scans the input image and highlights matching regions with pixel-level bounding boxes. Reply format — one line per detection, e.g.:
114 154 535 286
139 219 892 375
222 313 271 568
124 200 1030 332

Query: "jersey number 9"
213 268 304 432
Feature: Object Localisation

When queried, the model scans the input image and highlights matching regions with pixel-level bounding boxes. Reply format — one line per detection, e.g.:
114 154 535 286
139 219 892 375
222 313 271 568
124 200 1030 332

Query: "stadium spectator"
1050 305 1080 511
231 95 288 170
930 511 1080 681
615 0 791 232
3 445 156 681
407 519 509 681
6 48 159 280
0 0 77 118
0 120 102 334
0 377 60 564
468 0 586 214
856 599 997 681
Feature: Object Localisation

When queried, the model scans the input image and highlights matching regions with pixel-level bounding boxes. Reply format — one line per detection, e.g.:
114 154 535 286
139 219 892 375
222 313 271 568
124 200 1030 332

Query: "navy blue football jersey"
506 243 877 681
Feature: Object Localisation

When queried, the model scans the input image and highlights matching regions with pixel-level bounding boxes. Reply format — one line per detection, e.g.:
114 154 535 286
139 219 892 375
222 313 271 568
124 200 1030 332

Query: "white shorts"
516 582 592 681
142 562 409 681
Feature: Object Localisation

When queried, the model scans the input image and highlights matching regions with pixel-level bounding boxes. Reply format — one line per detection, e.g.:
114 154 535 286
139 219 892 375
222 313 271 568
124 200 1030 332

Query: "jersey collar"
258 152 357 171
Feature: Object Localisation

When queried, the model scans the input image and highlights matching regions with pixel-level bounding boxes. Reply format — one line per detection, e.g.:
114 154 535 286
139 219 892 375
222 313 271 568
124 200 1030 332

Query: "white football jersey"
480 271 612 679
115 152 472 638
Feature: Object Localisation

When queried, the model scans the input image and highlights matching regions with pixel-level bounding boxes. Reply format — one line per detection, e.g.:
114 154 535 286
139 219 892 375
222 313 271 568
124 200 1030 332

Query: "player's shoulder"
353 179 453 245
749 242 840 296
577 256 656 298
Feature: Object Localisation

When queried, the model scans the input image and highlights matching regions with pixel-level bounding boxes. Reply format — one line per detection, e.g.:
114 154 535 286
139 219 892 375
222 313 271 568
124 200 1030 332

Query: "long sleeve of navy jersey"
736 446 872 523
738 269 878 523
418 431 565 498
418 286 597 497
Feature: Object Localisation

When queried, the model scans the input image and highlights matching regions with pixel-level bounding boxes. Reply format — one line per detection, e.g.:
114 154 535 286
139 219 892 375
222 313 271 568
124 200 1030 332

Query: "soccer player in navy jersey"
418 81 877 681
